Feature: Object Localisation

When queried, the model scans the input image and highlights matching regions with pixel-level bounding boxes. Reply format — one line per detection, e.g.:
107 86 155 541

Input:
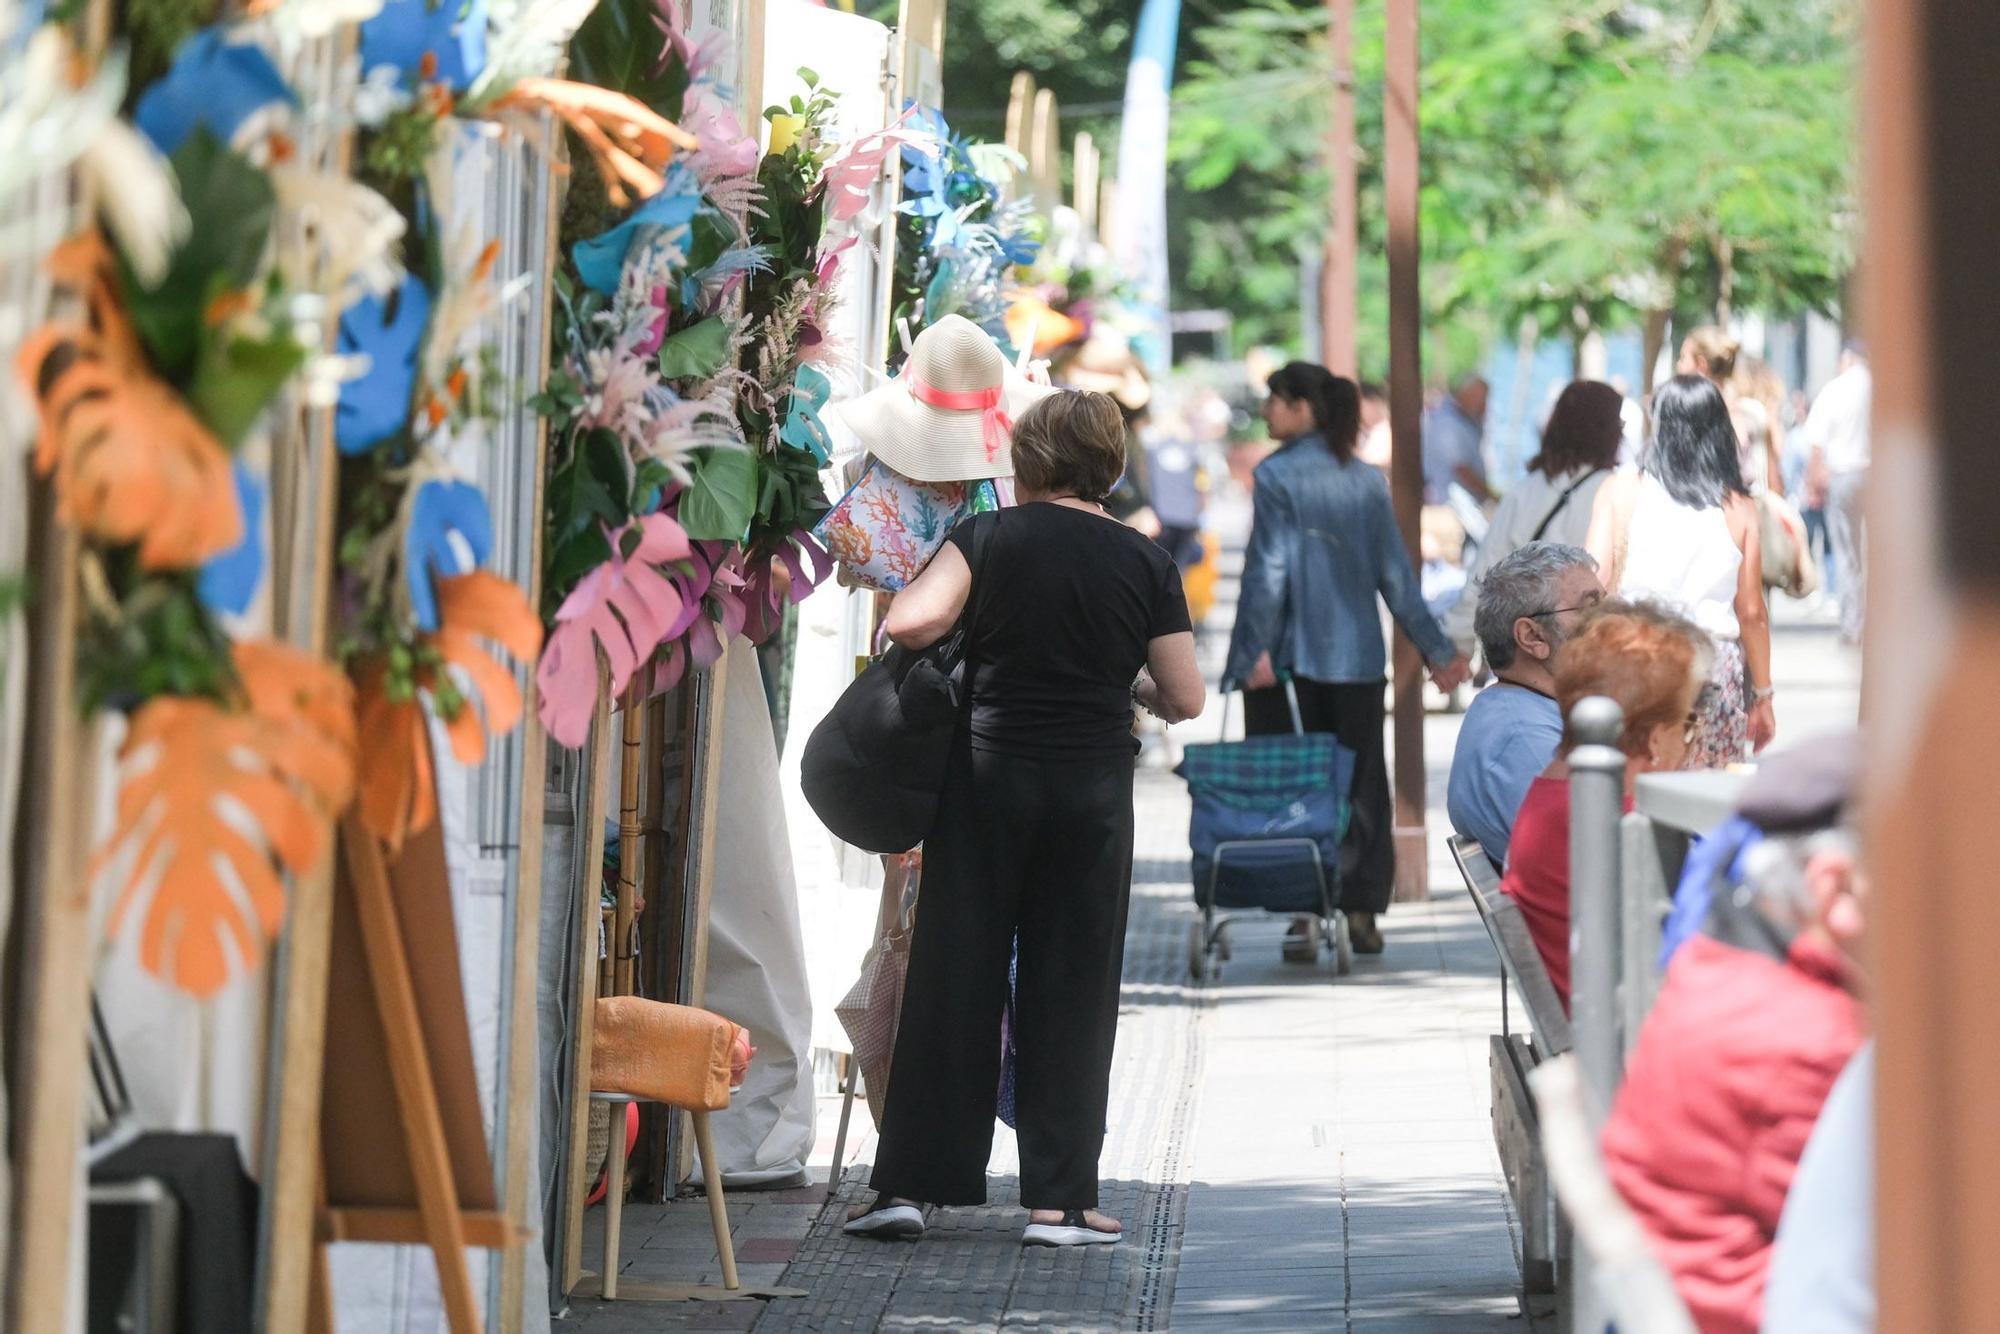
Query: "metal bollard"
1566 695 1627 1127
1567 696 1626 1334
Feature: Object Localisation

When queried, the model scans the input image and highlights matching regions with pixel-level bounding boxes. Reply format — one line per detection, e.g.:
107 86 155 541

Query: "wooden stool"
588 1093 737 1299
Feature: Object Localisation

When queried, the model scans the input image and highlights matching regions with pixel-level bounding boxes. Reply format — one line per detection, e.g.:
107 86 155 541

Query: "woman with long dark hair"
1587 374 1775 765
1445 379 1625 655
1225 362 1469 957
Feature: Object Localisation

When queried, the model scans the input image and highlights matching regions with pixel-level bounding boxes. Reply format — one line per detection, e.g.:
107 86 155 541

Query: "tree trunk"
1640 238 1690 403
1716 237 1736 325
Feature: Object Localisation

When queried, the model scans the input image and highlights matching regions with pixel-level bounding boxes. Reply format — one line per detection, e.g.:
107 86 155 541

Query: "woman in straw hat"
836 314 1059 487
842 390 1206 1248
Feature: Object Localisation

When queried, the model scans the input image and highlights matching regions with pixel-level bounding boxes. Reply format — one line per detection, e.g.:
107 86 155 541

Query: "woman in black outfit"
845 391 1206 1247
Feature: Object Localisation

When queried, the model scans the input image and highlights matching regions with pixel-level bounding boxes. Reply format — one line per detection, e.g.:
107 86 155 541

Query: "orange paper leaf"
352 571 541 847
98 644 358 996
18 232 242 569
492 78 700 209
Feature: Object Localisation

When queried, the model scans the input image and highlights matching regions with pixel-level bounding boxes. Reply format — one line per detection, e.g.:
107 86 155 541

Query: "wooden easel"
308 809 521 1334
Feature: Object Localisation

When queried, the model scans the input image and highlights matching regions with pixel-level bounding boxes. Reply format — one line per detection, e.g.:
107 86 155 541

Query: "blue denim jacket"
1224 433 1456 686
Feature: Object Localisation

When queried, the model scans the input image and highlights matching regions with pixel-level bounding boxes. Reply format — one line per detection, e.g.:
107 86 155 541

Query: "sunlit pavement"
563 486 1860 1331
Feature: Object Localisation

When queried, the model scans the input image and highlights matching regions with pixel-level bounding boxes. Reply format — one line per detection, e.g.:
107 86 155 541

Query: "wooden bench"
1450 834 1571 1304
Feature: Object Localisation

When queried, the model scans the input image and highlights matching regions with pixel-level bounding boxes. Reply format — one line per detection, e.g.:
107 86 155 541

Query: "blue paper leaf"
404 480 493 632
336 274 432 455
197 462 267 616
780 365 833 464
359 0 490 92
573 168 703 295
134 29 296 156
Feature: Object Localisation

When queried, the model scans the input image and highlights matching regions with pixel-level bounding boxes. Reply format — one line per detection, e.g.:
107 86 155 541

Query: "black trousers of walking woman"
870 738 1135 1211
1245 677 1394 914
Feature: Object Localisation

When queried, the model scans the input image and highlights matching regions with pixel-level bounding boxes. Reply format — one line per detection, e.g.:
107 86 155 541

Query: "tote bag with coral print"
813 457 1000 592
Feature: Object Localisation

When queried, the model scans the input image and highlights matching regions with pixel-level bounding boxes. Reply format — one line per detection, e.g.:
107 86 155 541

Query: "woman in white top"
1587 375 1774 766
1446 380 1624 656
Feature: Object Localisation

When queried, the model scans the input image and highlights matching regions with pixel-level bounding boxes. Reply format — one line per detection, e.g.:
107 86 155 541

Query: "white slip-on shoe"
842 1198 926 1240
1022 1211 1122 1247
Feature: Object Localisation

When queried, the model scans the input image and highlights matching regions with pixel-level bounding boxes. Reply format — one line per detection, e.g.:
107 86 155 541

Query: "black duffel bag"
800 521 990 853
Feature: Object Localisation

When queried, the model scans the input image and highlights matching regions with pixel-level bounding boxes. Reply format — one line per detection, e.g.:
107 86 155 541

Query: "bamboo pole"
495 103 565 1334
7 10 113 1322
4 520 99 1334
613 697 646 998
259 25 363 1330
674 639 733 1186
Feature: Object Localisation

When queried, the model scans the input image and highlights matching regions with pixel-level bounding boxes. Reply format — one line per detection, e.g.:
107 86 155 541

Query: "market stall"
0 2 1124 1329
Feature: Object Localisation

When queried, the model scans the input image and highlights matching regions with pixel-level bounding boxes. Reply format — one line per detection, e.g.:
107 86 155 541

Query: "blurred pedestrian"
1680 327 1786 495
1499 601 1712 1009
1225 362 1469 957
1356 380 1391 469
1587 374 1775 764
848 391 1206 1248
1445 380 1624 657
1797 342 1871 644
1421 374 1495 505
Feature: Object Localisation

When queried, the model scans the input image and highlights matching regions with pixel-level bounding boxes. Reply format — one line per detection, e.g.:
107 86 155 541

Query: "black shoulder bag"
799 519 993 854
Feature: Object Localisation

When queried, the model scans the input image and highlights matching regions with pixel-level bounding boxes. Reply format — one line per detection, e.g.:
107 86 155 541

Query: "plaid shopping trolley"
1174 682 1356 981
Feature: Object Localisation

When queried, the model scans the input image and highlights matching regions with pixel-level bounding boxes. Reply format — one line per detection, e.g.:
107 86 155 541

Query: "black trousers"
871 739 1135 1210
1245 677 1394 914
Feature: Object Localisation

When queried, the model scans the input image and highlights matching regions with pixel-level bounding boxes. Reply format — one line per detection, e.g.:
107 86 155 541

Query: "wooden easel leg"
691 1112 739 1291
602 1104 627 1301
341 817 484 1334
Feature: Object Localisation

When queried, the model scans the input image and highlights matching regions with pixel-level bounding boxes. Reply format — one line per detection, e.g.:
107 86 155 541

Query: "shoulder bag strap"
953 515 996 715
1529 468 1606 543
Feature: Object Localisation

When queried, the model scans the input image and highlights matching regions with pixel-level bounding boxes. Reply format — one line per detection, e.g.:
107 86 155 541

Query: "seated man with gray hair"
1445 542 1604 869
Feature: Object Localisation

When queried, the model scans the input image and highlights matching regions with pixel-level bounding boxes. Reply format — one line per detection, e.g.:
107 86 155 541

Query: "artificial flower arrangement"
327 0 676 850
889 105 1042 370
530 0 908 748
16 17 373 997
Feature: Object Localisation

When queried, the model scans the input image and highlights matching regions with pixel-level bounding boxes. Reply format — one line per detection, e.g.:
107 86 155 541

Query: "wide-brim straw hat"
834 314 1056 482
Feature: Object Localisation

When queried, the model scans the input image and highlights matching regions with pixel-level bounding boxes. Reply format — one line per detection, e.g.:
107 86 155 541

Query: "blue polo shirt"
1447 682 1563 869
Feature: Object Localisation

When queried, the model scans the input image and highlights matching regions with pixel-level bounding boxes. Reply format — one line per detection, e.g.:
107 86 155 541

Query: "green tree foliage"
863 0 1136 140
1171 0 1858 362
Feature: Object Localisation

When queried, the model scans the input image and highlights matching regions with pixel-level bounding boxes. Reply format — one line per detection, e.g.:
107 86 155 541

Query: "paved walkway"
564 764 1535 1331
560 492 1859 1332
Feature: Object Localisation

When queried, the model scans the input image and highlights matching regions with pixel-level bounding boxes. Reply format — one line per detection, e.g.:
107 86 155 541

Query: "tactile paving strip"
753 772 1209 1333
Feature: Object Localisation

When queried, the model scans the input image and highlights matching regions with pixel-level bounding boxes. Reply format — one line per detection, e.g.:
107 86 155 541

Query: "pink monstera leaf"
741 531 835 644
535 512 692 747
822 115 935 224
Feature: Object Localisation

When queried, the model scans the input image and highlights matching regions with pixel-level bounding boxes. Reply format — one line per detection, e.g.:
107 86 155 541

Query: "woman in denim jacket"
1225 363 1469 955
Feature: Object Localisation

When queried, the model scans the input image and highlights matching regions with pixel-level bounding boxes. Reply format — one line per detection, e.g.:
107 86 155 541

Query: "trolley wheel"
1214 921 1233 962
1188 921 1209 982
1332 914 1353 976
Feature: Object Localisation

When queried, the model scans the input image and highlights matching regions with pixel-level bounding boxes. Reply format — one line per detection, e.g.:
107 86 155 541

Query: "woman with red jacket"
1601 734 1868 1334
1499 601 1713 1009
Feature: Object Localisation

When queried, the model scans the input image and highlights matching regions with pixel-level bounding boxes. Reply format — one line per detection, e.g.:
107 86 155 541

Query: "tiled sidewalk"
558 763 1534 1331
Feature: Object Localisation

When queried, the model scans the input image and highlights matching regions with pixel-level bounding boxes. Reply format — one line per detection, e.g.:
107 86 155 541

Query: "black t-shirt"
946 503 1192 758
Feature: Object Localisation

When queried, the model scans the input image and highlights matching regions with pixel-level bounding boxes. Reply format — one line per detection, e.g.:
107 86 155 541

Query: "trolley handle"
1215 675 1306 740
